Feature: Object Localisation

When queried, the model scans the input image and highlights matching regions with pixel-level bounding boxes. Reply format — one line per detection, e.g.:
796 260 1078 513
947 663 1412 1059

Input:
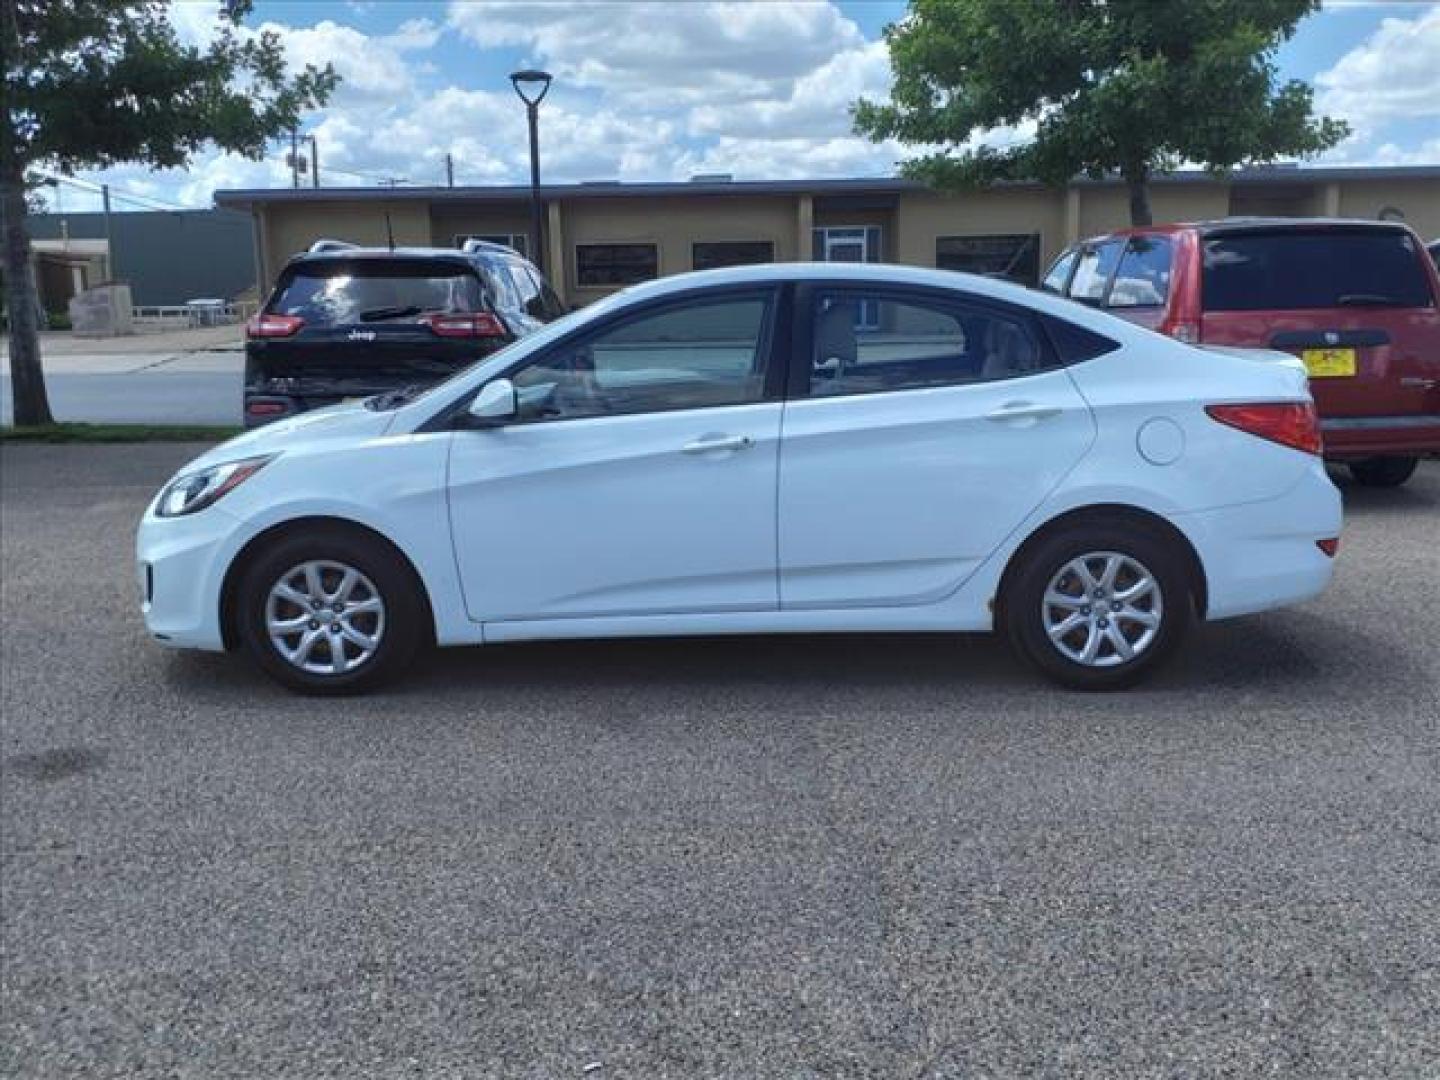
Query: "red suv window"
1108 237 1174 309
1202 228 1433 311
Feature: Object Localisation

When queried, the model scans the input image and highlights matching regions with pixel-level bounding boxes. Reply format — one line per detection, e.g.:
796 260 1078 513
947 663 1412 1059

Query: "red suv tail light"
424 312 507 338
1205 402 1323 455
246 313 304 338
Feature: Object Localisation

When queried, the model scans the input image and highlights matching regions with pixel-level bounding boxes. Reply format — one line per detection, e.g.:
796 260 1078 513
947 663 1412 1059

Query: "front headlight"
156 455 276 518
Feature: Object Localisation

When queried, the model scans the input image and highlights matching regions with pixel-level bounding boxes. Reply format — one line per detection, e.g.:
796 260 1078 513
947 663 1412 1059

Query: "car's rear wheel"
236 527 425 694
1348 456 1417 488
1004 524 1193 691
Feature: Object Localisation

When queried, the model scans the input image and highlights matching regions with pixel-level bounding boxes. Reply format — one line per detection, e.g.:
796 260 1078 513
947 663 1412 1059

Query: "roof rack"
307 238 358 253
460 238 518 255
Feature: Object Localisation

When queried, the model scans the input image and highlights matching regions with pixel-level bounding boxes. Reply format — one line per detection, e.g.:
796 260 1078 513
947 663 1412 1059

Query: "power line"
33 171 190 212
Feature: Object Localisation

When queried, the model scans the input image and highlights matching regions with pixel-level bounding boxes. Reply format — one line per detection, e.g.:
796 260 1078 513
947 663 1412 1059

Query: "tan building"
216 165 1440 307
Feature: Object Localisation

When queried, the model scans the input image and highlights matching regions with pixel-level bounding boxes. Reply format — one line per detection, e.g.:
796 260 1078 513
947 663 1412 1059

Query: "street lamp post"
509 69 552 272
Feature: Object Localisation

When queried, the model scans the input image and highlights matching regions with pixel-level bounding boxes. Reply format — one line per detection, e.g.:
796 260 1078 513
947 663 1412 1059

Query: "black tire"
235 525 427 694
1348 456 1417 488
1003 523 1194 691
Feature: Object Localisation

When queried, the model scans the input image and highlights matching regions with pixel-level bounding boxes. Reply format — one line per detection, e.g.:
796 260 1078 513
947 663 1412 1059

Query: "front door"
447 288 784 621
779 284 1095 608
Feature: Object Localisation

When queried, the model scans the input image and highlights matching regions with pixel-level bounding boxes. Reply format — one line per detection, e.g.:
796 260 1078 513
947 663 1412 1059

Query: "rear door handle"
682 434 753 454
985 401 1062 424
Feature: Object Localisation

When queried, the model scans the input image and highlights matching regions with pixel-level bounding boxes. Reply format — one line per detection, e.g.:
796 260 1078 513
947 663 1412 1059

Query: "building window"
813 226 882 263
576 243 659 287
692 240 775 272
936 234 1041 285
456 232 528 257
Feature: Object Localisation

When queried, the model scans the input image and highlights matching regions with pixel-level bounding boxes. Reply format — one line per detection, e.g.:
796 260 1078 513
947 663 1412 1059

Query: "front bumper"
1174 459 1342 621
136 504 243 651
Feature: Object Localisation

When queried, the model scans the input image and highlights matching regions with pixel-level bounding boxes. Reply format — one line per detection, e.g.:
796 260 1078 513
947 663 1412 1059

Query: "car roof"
285 244 531 268
1079 217 1417 245
601 261 1042 302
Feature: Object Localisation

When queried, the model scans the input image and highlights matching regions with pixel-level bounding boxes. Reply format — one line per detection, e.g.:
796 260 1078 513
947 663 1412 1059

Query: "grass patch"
0 422 241 444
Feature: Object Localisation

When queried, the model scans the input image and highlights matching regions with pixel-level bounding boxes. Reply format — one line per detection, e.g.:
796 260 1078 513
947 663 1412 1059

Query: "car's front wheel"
1348 456 1418 488
1004 524 1193 690
236 526 426 694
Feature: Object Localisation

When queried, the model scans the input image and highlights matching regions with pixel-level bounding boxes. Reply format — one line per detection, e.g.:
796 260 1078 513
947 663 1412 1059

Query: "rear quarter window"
1203 229 1434 311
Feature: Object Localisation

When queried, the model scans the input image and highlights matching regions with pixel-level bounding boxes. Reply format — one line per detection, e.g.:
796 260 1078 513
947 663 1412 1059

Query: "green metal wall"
28 209 256 306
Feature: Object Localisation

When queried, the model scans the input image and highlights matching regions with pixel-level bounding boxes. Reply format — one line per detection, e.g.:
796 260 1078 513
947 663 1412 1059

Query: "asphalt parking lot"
2 444 1437 1079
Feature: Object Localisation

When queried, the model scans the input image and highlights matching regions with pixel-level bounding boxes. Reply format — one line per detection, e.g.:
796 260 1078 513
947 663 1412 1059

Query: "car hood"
182 402 396 474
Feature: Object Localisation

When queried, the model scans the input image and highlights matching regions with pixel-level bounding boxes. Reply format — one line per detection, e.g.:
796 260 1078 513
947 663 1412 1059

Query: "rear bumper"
1173 460 1342 621
1321 415 1440 459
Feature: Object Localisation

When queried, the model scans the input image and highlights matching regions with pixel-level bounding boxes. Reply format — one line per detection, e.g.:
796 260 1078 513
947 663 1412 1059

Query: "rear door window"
1067 241 1124 304
1107 236 1173 308
1203 229 1434 311
269 260 484 327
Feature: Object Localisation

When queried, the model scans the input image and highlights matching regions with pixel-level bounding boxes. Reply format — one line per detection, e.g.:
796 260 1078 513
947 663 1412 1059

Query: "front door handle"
985 401 1062 424
682 434 753 455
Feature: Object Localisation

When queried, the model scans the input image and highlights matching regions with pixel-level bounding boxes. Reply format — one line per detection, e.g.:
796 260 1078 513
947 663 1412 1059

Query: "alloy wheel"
1041 551 1163 668
264 560 387 675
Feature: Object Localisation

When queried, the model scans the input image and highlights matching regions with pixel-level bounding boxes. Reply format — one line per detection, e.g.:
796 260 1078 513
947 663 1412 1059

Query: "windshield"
268 259 486 327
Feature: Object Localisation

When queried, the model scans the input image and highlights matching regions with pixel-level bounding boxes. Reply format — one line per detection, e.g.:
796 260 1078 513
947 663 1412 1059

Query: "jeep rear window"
1203 229 1433 311
269 260 486 327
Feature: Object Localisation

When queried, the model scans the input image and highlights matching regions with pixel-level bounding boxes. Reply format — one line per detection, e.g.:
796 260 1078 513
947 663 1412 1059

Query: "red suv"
1042 219 1440 487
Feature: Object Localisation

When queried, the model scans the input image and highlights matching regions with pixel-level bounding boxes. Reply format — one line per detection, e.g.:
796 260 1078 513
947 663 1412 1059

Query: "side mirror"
467 378 517 425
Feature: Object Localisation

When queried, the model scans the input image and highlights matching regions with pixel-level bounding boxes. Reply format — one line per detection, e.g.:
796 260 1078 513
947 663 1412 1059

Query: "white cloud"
384 18 442 52
1315 5 1440 128
689 39 892 140
264 19 416 103
446 0 865 105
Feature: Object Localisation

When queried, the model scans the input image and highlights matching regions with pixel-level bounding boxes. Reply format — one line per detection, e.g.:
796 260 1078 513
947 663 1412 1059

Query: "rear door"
777 283 1094 609
251 257 502 384
1198 225 1440 420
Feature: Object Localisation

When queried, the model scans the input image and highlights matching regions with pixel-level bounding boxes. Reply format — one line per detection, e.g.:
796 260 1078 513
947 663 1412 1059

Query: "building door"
815 226 880 328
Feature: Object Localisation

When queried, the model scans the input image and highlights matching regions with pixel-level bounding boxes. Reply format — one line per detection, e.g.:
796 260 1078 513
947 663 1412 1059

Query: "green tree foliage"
2 0 337 425
854 0 1348 228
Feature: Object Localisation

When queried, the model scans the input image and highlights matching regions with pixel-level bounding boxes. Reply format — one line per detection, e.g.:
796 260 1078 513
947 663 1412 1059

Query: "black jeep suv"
244 239 563 426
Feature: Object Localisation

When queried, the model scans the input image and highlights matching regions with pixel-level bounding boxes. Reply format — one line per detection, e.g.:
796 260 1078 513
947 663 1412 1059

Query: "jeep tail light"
1205 402 1322 456
1317 538 1340 557
424 312 507 338
246 313 304 338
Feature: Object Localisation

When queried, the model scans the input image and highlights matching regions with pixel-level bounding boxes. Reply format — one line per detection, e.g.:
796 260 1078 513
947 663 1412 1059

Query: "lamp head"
509 69 553 106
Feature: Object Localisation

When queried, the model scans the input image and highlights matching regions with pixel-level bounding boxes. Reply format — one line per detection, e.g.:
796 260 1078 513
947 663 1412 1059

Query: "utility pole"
445 153 454 188
101 183 115 281
290 129 300 188
309 136 319 188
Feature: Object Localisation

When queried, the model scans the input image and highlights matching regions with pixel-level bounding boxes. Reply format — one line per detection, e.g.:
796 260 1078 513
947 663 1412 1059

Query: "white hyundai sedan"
137 263 1341 693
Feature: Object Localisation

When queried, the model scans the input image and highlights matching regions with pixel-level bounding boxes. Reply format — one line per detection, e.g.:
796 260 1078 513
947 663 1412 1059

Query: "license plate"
342 396 366 404
1301 347 1356 378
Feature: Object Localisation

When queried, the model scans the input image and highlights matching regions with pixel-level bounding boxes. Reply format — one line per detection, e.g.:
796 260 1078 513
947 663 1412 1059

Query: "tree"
2 0 337 426
854 0 1349 228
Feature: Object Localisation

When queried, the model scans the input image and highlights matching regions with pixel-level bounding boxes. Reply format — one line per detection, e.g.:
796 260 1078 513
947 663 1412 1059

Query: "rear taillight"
246 400 288 417
1317 538 1340 558
246 313 304 338
1205 402 1323 456
424 312 507 338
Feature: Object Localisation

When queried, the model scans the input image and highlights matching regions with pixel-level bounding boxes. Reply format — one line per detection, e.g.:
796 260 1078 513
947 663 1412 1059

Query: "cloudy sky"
44 0 1440 214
